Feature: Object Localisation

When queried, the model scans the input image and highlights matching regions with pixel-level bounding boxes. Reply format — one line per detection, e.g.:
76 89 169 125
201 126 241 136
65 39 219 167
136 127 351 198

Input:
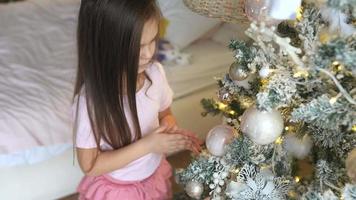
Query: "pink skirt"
77 158 173 200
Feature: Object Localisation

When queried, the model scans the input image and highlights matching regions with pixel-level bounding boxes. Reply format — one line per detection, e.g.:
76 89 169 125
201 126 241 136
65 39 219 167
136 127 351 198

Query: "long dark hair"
73 0 161 150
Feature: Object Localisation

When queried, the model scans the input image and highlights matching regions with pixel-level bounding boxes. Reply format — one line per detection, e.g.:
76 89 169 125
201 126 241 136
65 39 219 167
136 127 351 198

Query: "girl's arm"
77 126 195 176
77 137 150 177
159 107 177 131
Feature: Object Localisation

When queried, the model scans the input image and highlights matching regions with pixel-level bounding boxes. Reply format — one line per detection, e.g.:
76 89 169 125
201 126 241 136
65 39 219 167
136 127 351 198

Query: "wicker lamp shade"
183 0 249 24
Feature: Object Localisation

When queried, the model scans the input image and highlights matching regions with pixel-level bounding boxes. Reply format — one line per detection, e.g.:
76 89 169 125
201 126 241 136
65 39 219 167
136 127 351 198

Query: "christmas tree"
176 0 356 199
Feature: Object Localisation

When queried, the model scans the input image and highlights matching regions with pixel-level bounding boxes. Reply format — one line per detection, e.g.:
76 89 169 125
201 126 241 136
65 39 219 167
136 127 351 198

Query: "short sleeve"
72 93 97 149
156 63 174 112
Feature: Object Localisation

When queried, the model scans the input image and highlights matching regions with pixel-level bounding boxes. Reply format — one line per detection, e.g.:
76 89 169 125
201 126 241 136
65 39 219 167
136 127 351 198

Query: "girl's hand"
142 126 200 155
160 115 178 132
160 115 203 151
171 129 204 154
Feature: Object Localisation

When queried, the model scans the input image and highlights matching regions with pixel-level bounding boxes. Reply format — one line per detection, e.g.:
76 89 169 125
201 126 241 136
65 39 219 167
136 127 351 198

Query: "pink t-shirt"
72 62 173 181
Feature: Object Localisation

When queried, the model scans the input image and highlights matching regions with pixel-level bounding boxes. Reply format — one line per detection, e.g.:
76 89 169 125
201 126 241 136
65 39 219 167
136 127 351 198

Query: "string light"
260 79 269 88
233 168 240 174
330 93 342 105
294 176 301 183
352 124 356 133
285 126 290 131
293 70 309 78
329 97 338 105
337 65 344 72
332 61 344 72
218 102 227 110
332 61 340 66
296 6 303 21
275 137 283 144
229 110 236 115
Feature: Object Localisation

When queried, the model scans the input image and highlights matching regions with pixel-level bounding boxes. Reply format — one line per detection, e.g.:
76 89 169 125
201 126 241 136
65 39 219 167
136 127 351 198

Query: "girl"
72 0 202 199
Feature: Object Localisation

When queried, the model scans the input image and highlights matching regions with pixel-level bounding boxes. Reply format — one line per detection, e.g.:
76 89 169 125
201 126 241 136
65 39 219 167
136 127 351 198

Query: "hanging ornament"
259 66 271 78
206 125 235 156
185 181 204 199
183 0 249 24
217 87 232 104
346 148 356 183
268 0 302 20
229 62 249 81
284 134 313 159
244 0 281 25
240 106 284 145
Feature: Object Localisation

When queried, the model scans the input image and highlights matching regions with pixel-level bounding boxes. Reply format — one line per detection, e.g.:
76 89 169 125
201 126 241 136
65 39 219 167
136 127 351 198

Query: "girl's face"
138 18 158 73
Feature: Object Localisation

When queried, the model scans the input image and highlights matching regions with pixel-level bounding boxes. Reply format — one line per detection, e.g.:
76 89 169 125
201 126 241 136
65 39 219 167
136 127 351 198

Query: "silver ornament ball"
229 62 249 81
185 181 204 199
218 88 232 103
244 0 282 25
240 106 284 145
206 125 235 156
219 180 225 186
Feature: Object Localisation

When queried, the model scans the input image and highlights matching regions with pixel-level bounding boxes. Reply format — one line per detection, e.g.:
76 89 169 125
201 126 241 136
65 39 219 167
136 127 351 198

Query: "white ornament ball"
240 107 284 145
259 66 270 78
215 186 222 193
284 134 313 159
220 158 227 165
206 125 235 156
185 181 204 199
221 171 229 179
213 178 219 184
219 180 225 186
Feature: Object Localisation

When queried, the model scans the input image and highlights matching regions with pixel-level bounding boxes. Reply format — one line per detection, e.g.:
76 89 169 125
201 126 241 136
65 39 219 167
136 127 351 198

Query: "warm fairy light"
352 124 356 132
218 102 228 110
332 61 340 66
329 97 338 105
233 168 240 174
293 70 309 78
240 98 253 108
260 79 269 87
241 101 251 108
296 6 303 21
285 126 290 131
295 176 301 183
337 65 344 72
229 110 236 115
332 61 344 72
275 137 283 144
